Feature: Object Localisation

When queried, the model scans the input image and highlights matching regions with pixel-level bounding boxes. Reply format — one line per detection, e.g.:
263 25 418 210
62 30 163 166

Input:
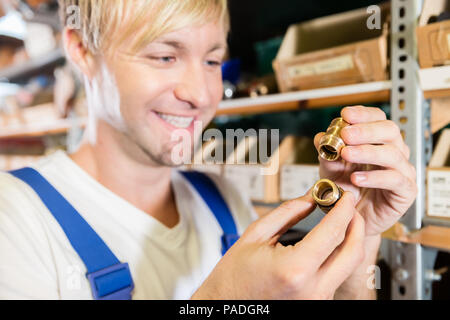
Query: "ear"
62 28 97 81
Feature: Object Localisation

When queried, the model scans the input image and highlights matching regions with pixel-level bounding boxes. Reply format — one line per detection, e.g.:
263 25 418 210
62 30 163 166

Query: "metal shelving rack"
388 0 441 300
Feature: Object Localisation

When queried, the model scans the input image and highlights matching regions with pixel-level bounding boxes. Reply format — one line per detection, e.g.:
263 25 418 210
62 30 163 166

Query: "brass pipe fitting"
318 117 349 161
312 179 344 214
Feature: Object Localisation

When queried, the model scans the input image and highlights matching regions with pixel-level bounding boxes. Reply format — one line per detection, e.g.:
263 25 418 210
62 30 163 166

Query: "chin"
138 139 194 167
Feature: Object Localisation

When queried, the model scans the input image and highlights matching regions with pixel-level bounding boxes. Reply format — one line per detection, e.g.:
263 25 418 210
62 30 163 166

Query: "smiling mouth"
155 111 195 129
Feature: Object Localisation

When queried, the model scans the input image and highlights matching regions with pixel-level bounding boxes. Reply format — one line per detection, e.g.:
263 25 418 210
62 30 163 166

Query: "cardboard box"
280 137 320 201
417 0 450 68
273 4 389 92
430 96 450 134
427 129 450 219
223 135 296 203
281 164 319 201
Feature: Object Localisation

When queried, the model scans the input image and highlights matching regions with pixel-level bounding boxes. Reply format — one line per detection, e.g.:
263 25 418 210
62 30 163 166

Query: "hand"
191 192 366 300
314 106 418 236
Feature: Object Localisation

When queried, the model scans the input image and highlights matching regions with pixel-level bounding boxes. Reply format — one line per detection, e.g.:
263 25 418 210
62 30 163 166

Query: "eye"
149 56 176 64
205 60 221 67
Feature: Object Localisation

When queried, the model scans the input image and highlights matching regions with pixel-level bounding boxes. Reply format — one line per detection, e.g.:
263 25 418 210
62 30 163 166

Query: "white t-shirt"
0 150 258 300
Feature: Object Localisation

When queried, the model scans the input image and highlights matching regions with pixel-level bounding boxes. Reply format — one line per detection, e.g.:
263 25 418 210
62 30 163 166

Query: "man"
0 0 417 299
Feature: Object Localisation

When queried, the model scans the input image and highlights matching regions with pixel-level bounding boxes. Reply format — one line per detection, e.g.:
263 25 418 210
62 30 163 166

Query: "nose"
174 63 213 110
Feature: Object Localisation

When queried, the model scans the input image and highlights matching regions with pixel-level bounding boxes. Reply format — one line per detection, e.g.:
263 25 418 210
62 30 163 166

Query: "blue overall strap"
180 171 239 255
9 167 134 300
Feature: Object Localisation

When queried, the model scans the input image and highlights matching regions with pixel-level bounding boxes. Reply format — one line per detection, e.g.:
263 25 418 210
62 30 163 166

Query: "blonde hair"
58 0 230 54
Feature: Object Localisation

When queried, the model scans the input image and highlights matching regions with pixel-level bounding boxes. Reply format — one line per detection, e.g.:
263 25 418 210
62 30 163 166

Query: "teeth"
156 112 194 129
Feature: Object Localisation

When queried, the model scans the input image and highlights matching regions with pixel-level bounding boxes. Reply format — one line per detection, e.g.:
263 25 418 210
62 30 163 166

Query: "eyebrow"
153 40 227 53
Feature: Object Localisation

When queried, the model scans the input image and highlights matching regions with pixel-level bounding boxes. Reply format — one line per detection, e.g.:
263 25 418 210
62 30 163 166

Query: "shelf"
0 118 86 139
0 81 392 138
2 66 447 119
382 223 450 252
216 68 450 117
1 71 448 138
217 81 392 116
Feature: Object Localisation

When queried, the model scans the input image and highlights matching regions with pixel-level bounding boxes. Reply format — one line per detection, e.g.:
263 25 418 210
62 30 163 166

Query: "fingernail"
353 172 367 184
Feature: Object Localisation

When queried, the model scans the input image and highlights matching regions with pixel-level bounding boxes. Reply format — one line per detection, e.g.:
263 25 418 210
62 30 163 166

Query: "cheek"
115 72 166 122
211 74 224 102
204 74 223 117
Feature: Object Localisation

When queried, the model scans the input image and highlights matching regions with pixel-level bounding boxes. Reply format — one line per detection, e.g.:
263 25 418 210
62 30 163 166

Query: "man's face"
93 21 227 166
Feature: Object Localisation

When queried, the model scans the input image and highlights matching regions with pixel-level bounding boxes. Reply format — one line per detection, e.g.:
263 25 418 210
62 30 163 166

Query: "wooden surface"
216 100 300 116
217 87 449 117
301 89 390 109
217 81 392 116
216 90 391 116
424 88 450 99
382 223 450 252
0 118 86 139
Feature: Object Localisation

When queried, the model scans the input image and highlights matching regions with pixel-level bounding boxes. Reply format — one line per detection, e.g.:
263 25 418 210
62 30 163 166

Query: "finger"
316 211 366 292
291 192 356 271
242 193 316 243
313 132 324 151
341 144 415 179
350 169 418 201
341 106 387 124
340 120 410 159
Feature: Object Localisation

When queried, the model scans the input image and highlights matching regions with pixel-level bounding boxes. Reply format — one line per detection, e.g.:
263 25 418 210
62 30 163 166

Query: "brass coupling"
312 179 344 214
318 117 349 161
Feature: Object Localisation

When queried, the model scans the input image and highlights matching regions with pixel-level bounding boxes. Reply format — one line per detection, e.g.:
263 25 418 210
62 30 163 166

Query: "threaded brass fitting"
312 179 344 214
318 117 349 161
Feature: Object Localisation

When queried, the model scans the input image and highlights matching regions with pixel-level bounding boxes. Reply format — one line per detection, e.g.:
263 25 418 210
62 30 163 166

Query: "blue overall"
9 168 239 300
